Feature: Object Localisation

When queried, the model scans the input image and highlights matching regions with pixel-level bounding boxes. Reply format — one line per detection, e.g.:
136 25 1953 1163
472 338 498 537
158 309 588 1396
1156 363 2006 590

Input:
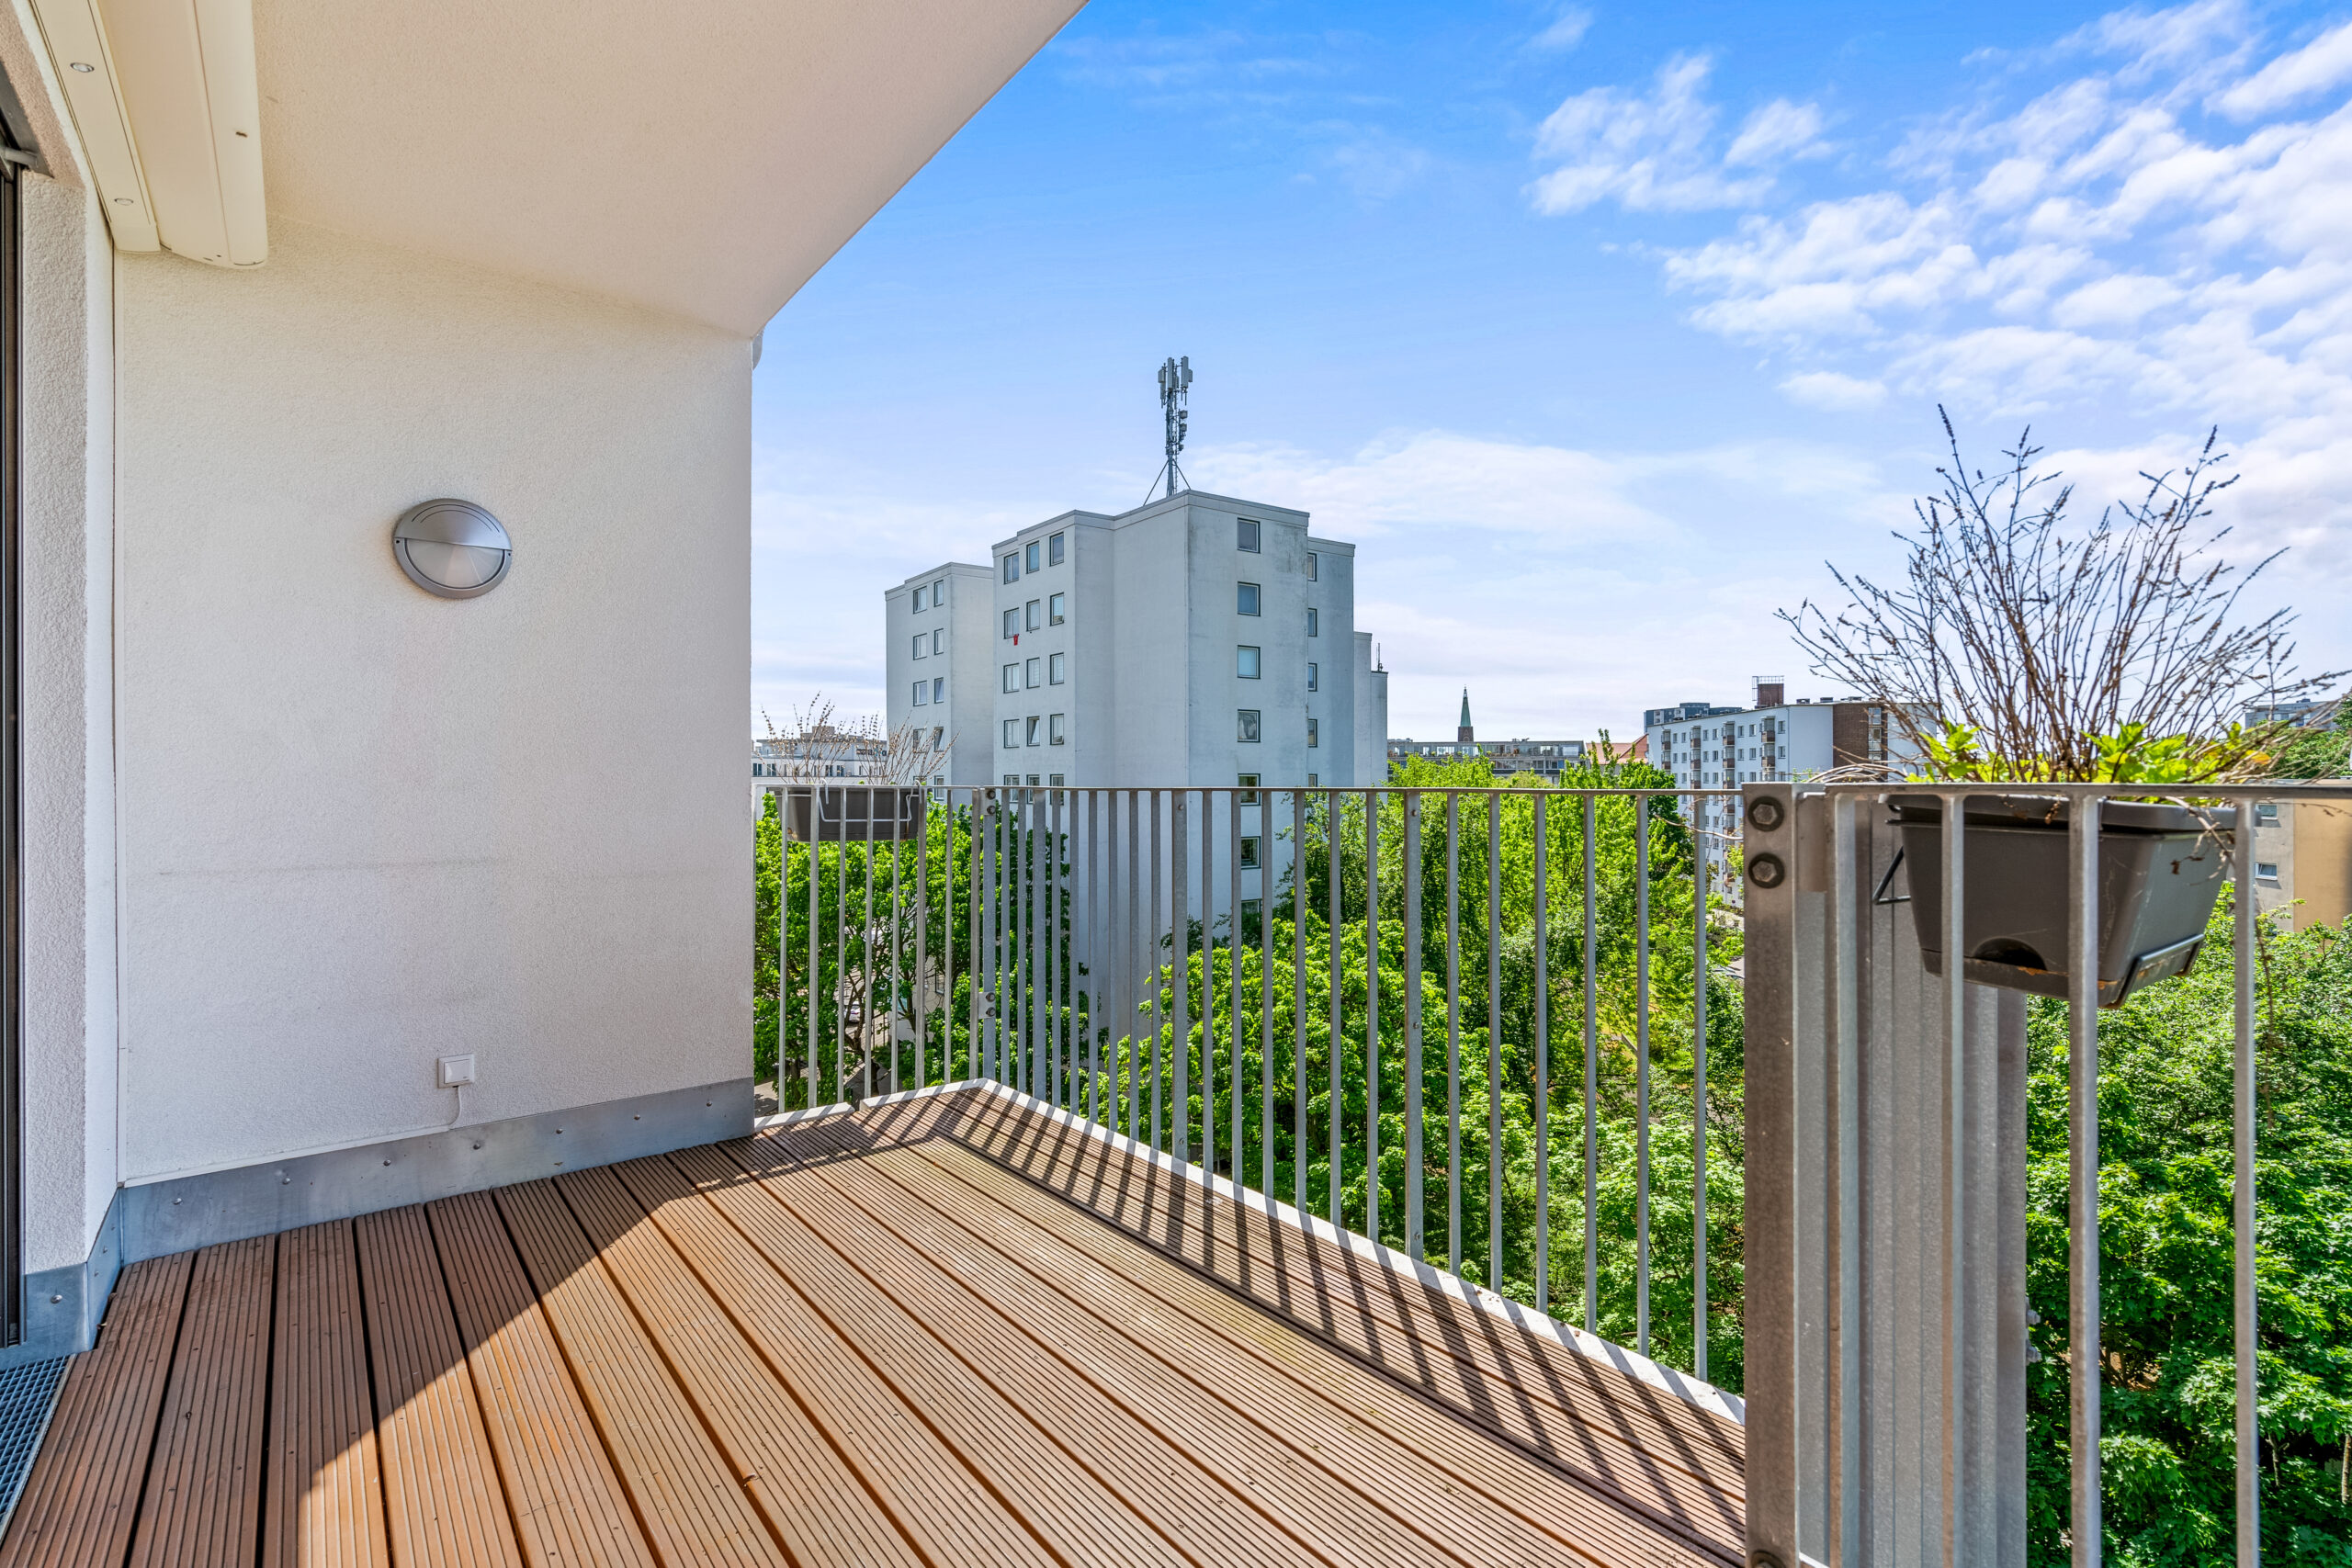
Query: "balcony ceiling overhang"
250 0 1083 335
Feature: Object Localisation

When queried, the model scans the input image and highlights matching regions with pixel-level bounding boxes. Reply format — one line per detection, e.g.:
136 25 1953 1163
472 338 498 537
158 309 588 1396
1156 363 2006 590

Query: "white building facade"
883 561 996 784
886 491 1386 788
1645 682 1914 795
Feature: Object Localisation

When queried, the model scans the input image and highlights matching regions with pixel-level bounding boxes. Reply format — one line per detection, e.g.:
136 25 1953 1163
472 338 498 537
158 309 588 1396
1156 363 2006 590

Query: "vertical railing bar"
1329 788 1343 1229
1533 792 1548 1314
1406 790 1425 1263
1293 787 1307 1215
1172 790 1191 1167
1446 791 1462 1276
2233 796 2258 1568
1830 788 1863 1562
1088 790 1101 1125
916 792 930 1089
1950 784 1978 1563
1636 790 1652 1356
835 792 849 1106
1692 793 1709 1382
1230 786 1245 1187
1050 788 1063 1106
805 796 819 1111
1128 790 1142 1147
1584 790 1599 1335
862 786 878 1099
1487 791 1501 1286
1151 789 1165 1152
1366 789 1382 1245
1261 785 1274 1199
1202 789 1217 1183
1008 790 1023 1095
988 790 1002 1083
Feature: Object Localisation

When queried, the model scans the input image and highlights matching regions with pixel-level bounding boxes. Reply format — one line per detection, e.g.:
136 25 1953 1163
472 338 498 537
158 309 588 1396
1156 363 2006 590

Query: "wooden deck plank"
650 1151 1328 1568
633 1145 1059 1568
906 1089 1747 1488
492 1182 786 1568
893 1137 1744 1565
127 1236 275 1568
548 1166 926 1568
265 1222 390 1568
425 1193 655 1568
0 1254 193 1568
659 1151 1192 1568
730 1134 1571 1568
768 1133 1725 1568
356 1206 526 1568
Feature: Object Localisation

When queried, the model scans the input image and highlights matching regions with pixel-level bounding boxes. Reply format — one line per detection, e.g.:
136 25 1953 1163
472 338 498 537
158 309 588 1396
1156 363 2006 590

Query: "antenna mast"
1148 355 1193 502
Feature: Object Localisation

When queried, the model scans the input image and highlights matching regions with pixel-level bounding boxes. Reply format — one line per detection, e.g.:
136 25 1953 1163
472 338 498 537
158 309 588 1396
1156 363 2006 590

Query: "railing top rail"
883 784 1748 798
1801 780 2352 801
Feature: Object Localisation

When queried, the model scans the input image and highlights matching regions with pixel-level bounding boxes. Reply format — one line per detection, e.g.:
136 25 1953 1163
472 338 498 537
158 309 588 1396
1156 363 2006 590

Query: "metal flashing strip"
119 1077 753 1263
962 1078 1748 1426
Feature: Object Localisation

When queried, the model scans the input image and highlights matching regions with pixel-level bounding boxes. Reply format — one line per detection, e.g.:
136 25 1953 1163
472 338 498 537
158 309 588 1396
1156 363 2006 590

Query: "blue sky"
751 0 2352 741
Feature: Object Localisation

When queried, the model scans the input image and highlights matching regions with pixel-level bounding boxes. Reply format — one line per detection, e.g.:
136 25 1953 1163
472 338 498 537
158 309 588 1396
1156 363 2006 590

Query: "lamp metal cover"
393 499 511 599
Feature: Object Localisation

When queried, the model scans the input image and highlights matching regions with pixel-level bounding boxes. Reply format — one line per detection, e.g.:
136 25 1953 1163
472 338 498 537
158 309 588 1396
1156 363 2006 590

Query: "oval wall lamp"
393 499 511 599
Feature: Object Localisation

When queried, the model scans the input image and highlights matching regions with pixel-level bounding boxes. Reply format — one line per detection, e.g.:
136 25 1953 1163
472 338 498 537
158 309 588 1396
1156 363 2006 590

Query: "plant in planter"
1780 414 2335 1005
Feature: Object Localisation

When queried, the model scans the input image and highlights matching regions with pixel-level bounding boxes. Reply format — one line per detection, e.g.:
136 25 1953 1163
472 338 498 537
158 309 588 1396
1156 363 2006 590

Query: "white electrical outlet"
436 1055 477 1089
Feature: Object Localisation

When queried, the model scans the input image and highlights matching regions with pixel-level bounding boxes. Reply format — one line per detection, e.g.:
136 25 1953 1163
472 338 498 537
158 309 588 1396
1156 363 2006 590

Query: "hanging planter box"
1886 794 2236 1007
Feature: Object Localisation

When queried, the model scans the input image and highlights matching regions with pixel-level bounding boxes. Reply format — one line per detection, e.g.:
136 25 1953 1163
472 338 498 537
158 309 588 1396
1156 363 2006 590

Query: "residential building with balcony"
886 490 1387 789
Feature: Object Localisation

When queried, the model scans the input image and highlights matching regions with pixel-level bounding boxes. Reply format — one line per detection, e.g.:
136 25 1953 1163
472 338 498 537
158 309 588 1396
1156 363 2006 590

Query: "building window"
1002 663 1018 694
933 577 945 604
1049 713 1066 745
1002 608 1019 639
2257 862 2281 881
912 682 928 705
1048 652 1066 684
2256 801 2280 823
1238 517 1261 552
931 629 944 655
1026 599 1041 631
1237 645 1261 679
1004 773 1020 785
911 586 925 611
930 726 944 747
1023 541 1039 573
1003 719 1020 747
1026 716 1043 747
1238 582 1261 616
1306 661 1318 692
1049 773 1065 785
1049 532 1065 565
1027 773 1041 786
1237 773 1259 806
911 633 926 660
1025 657 1040 689
1306 607 1319 637
1306 550 1318 581
1306 773 1318 786
1003 555 1020 583
1240 835 1261 868
1238 709 1261 743
1307 717 1319 749
1049 592 1066 626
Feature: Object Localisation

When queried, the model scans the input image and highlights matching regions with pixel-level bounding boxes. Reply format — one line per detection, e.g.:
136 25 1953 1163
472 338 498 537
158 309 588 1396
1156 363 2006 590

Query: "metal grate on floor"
0 1359 67 1539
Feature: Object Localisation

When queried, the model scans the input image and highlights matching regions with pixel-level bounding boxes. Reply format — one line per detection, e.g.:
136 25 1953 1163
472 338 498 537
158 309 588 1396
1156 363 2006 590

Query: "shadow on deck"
0 1084 1745 1566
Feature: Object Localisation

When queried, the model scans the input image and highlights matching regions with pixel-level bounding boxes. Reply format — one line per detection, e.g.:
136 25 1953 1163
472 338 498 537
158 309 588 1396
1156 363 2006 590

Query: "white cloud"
1726 99 1829 167
1780 370 1889 410
1529 5 1593 53
2212 18 2352 117
1528 54 1825 212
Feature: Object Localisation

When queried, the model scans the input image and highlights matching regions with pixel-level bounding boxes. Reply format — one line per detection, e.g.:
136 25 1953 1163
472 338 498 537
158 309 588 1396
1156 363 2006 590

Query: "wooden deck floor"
0 1085 1746 1567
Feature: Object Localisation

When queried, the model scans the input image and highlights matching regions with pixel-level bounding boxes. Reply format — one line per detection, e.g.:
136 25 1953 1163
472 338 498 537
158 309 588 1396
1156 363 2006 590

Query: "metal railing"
1743 780 2345 1568
760 782 1738 1377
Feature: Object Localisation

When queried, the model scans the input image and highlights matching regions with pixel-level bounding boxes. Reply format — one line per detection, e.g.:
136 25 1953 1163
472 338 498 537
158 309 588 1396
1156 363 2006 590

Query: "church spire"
1457 688 1474 746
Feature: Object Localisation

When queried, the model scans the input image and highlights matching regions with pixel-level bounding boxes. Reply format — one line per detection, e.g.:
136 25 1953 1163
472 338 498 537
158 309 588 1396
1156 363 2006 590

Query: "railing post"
2069 797 2102 1568
1742 782 1800 1568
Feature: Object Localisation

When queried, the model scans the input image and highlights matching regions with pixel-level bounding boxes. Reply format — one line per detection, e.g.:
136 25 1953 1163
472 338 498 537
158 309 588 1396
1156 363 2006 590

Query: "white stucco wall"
114 219 751 1183
18 173 118 1273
